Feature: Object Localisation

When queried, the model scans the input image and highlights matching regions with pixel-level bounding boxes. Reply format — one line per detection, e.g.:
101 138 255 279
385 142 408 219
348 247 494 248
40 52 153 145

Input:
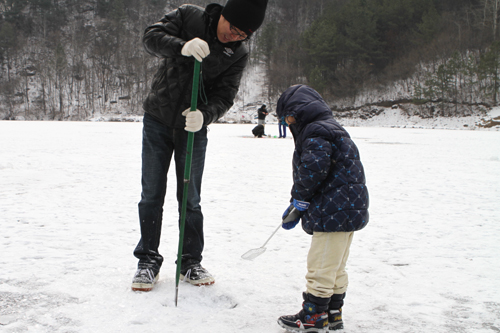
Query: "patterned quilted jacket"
276 85 369 234
142 4 248 128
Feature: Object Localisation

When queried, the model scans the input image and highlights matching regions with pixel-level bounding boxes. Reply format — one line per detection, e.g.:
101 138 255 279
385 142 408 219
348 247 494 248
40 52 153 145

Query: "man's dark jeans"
134 113 208 273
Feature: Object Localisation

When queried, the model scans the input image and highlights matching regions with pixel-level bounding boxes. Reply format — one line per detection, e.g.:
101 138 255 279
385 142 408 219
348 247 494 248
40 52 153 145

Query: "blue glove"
282 199 310 230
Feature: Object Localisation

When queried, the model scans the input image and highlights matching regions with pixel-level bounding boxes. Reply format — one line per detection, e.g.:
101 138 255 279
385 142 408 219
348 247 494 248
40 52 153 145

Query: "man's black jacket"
257 106 268 120
142 4 248 128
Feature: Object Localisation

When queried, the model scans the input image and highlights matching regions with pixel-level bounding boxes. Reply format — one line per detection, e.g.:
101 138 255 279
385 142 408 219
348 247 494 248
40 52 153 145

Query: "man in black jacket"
132 0 268 292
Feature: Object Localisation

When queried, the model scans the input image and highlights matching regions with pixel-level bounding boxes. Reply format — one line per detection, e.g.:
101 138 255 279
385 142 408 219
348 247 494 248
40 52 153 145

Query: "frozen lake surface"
1 121 499 332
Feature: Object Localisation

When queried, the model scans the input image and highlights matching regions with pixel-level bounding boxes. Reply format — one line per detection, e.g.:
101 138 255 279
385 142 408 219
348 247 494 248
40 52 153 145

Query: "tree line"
0 0 168 120
258 0 500 111
1 0 500 120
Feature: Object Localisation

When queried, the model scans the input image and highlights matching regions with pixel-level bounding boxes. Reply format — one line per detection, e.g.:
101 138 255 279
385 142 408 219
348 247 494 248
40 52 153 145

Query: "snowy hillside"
96 102 500 131
337 106 500 130
86 62 500 131
1 121 499 332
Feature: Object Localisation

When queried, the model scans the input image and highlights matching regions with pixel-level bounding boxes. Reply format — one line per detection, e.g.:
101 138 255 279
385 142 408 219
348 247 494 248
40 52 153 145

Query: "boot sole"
277 318 328 333
329 322 344 330
180 274 215 286
131 285 153 292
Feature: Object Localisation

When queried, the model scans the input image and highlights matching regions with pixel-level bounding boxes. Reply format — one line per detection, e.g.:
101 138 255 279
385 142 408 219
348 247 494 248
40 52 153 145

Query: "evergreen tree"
0 21 17 80
416 5 441 43
479 41 500 105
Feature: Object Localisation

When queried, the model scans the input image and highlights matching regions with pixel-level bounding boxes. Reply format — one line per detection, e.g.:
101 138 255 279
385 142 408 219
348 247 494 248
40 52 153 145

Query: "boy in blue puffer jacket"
276 85 369 332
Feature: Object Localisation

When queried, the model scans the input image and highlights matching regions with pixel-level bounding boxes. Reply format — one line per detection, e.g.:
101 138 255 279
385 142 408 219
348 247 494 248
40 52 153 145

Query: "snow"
337 107 489 130
90 102 500 132
489 107 500 119
340 104 500 130
1 121 500 333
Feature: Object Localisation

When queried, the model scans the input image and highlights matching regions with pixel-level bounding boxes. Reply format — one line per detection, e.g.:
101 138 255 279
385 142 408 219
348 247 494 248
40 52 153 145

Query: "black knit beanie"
221 0 268 36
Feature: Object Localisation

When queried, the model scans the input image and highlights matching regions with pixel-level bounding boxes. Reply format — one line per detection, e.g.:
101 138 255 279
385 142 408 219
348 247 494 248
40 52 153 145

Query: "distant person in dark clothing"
257 104 269 135
252 124 265 138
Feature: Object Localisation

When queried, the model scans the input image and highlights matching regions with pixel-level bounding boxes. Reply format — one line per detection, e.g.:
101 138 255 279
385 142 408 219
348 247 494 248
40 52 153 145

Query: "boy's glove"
282 199 310 230
182 108 204 132
181 38 210 62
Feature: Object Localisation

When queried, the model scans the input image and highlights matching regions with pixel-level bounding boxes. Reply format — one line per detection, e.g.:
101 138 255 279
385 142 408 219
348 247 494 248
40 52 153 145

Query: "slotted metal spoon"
241 208 296 260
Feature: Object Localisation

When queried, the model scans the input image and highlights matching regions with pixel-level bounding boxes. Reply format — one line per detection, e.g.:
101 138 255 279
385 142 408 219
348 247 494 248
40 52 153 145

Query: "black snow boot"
277 292 329 332
328 293 345 330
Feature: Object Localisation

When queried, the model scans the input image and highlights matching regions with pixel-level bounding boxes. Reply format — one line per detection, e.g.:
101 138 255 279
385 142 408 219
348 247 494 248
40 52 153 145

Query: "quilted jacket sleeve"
292 137 333 202
142 6 188 58
200 54 248 125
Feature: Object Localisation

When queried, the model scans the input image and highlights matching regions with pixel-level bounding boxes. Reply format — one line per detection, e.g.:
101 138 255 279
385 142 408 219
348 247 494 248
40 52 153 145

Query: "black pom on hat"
221 0 268 36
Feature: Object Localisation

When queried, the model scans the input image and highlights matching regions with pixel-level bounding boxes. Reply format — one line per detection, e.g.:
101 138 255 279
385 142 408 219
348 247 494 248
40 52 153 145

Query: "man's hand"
181 38 210 62
282 199 310 230
182 108 204 132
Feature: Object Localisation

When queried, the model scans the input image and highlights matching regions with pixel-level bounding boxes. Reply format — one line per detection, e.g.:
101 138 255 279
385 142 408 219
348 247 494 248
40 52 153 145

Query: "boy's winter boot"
277 292 329 333
328 293 345 330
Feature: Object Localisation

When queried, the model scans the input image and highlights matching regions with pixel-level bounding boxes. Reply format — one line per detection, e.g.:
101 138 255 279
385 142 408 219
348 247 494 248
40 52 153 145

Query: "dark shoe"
328 293 345 330
180 263 215 286
277 293 329 332
328 308 343 330
131 268 159 292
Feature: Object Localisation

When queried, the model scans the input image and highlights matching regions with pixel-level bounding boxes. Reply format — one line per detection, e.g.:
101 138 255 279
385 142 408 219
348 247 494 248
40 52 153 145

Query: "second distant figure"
257 104 269 135
278 121 286 138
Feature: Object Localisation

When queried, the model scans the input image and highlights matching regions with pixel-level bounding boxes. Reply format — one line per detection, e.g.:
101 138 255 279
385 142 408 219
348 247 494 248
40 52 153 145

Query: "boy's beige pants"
306 231 354 299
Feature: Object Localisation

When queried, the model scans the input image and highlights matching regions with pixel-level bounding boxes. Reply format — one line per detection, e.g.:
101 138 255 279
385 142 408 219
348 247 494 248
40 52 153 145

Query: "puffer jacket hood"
276 84 332 132
277 85 369 234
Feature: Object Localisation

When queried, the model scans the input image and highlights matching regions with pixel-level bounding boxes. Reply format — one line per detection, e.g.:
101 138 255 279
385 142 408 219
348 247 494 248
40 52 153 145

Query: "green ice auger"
175 60 201 307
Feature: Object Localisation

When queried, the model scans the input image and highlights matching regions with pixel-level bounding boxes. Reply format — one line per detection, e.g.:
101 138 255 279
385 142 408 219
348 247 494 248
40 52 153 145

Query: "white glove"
182 108 204 132
181 38 210 62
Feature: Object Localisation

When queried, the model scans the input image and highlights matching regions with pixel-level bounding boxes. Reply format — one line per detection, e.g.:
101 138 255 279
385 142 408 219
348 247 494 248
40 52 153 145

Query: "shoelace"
137 269 155 281
182 268 192 282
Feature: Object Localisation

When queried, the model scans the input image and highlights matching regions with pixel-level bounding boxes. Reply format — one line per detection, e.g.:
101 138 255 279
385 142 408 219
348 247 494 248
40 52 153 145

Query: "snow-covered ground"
92 104 500 132
1 121 499 333
337 106 500 130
